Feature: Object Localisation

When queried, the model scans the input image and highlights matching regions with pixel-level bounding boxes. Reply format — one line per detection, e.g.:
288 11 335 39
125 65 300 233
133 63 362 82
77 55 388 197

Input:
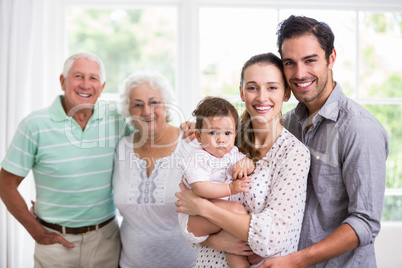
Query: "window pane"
382 194 402 221
199 8 278 98
67 7 177 94
364 104 402 189
279 10 357 98
359 12 402 99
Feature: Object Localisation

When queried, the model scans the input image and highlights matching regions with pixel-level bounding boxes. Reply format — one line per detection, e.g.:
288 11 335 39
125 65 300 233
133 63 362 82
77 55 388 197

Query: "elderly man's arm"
0 168 74 248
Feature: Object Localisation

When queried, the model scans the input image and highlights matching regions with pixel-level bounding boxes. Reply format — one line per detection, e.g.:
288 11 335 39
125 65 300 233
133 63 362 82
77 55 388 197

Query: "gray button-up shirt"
283 83 389 267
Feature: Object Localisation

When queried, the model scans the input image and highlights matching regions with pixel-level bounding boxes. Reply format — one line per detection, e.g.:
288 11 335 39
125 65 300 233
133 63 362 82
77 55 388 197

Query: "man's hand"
35 230 75 248
30 202 74 248
257 252 304 268
0 169 74 249
229 177 252 195
180 121 196 142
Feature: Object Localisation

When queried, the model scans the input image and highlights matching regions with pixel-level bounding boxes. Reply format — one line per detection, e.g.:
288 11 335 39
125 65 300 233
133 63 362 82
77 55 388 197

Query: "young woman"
176 53 311 267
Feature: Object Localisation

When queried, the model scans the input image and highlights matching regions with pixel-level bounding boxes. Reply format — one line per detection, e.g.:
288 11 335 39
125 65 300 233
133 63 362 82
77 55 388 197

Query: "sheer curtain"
0 0 57 266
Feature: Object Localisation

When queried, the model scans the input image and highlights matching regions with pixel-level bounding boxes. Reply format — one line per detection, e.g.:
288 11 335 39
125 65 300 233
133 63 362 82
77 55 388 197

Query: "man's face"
60 58 105 114
281 34 336 112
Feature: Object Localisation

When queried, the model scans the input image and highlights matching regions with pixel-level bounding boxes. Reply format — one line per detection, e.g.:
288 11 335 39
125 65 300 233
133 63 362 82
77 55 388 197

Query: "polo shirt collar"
49 95 104 122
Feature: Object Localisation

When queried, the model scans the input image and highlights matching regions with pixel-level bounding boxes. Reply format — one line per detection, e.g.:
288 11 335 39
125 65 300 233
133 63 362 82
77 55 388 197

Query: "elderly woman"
112 70 197 268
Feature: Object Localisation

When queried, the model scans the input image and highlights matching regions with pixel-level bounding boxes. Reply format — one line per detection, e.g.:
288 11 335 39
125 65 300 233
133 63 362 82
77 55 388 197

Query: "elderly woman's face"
129 83 167 134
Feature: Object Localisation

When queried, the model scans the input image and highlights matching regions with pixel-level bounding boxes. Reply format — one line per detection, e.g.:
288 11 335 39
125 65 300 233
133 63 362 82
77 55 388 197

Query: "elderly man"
0 52 129 267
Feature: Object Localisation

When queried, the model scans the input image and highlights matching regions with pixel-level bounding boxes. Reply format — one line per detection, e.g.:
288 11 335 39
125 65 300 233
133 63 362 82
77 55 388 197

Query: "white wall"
375 222 402 268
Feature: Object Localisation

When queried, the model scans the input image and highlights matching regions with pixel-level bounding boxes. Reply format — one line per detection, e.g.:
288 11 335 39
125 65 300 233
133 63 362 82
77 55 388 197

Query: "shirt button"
316 156 320 160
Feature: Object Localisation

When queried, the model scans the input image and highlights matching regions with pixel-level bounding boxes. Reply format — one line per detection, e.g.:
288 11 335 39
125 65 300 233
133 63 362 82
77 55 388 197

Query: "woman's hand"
175 182 207 216
204 230 254 256
248 254 265 265
30 200 37 218
232 157 255 180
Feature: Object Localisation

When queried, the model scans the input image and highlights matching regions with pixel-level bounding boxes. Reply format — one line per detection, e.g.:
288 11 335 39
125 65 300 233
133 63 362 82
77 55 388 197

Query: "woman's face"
240 63 290 126
129 83 167 135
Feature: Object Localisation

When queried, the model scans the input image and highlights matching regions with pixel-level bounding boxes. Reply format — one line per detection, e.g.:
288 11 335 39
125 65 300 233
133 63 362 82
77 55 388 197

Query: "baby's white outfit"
178 144 245 243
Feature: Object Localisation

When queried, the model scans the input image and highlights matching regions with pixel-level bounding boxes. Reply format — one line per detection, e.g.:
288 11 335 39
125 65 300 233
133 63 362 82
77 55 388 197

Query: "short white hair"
119 70 178 122
62 52 106 84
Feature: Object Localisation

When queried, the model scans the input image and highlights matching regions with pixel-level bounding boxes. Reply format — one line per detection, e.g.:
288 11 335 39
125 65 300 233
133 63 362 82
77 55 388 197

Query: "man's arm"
260 220 359 267
0 168 74 248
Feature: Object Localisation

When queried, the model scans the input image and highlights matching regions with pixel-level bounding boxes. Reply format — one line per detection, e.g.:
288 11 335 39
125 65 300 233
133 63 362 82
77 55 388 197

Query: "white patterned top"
113 134 198 268
195 128 310 267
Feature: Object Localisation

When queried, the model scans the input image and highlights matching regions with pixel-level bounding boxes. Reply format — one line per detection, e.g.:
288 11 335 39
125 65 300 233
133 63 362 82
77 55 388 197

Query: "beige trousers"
34 219 121 268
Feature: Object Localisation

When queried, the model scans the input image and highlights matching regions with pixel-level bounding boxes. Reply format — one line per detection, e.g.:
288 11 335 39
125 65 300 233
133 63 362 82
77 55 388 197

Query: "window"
199 7 278 98
67 6 178 101
65 1 402 220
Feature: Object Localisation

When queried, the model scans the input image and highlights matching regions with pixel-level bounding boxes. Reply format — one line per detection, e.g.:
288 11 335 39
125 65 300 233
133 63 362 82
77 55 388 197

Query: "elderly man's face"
60 58 105 114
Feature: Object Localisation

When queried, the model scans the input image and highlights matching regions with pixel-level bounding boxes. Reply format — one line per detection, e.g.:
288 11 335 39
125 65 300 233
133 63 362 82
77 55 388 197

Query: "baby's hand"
232 157 255 180
229 177 252 195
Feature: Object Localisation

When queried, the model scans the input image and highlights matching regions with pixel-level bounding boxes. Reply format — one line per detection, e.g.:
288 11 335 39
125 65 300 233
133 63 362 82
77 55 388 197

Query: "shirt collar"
49 95 104 122
260 127 286 162
293 82 344 124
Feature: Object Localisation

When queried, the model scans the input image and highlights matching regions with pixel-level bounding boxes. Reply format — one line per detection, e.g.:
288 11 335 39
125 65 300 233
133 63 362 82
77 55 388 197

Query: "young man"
0 52 130 267
260 15 389 267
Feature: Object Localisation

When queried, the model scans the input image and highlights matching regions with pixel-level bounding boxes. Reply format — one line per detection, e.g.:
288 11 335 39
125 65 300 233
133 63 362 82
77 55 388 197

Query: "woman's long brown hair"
236 52 288 161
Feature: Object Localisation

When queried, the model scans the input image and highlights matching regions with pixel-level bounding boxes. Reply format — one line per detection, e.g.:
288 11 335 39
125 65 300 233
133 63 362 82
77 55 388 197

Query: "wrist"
293 248 310 268
29 223 48 242
228 182 235 195
198 196 212 217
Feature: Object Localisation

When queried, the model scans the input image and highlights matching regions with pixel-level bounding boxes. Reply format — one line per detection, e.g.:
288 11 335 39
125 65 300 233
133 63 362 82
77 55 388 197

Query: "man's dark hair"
193 96 239 131
277 15 335 62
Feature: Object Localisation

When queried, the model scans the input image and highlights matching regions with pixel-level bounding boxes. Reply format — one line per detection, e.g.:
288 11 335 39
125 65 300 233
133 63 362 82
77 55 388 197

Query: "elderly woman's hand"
175 182 207 216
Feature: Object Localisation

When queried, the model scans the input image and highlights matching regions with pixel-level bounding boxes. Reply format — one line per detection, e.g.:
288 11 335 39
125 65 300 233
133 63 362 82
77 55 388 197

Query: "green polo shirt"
2 96 131 227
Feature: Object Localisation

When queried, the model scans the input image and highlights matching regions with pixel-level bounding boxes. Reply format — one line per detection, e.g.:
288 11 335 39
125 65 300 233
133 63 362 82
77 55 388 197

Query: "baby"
179 96 255 267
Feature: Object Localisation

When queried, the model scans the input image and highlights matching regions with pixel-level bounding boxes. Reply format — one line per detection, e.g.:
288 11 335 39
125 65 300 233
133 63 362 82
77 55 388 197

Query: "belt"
37 216 115 235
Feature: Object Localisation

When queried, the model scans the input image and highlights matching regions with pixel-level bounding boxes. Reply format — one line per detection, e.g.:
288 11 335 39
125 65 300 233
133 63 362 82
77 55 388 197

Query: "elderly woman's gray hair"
119 70 178 122
62 52 106 84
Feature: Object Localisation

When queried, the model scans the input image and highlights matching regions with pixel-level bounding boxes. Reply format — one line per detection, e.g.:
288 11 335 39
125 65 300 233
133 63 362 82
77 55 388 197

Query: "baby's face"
196 115 237 158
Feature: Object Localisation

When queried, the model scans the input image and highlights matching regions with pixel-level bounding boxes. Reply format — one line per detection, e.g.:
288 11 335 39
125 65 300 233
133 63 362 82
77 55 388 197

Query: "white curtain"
0 0 55 266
